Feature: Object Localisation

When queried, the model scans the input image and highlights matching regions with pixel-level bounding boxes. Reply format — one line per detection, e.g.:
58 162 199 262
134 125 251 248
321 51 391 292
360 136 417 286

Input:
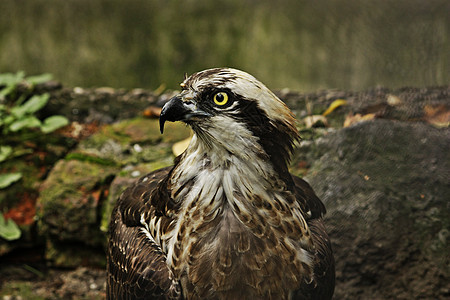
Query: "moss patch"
37 159 118 250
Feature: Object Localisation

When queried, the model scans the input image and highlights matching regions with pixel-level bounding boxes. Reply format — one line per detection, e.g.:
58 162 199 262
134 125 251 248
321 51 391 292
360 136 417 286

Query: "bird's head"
160 68 299 175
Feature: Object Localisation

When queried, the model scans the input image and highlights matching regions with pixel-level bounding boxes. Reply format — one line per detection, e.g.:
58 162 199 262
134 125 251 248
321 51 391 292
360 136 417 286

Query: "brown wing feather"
292 175 335 300
107 167 181 300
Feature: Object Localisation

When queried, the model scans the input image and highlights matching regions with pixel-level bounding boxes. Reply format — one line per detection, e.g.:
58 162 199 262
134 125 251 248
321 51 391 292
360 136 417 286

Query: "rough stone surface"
37 159 118 267
38 160 117 244
34 83 160 124
300 119 450 299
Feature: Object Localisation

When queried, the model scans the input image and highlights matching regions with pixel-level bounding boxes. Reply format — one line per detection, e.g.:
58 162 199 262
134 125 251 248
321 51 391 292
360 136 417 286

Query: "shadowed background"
1 0 448 91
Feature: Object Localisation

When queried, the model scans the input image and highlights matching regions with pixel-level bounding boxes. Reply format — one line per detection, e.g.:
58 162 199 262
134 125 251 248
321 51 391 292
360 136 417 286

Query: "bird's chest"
164 158 313 298
166 200 312 299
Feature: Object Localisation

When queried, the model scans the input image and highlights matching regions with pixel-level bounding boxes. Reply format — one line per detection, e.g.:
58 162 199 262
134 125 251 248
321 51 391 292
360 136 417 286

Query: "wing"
292 175 335 300
107 167 181 300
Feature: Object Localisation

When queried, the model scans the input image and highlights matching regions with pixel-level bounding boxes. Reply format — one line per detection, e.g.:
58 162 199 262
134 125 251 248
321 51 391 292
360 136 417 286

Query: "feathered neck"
172 110 298 193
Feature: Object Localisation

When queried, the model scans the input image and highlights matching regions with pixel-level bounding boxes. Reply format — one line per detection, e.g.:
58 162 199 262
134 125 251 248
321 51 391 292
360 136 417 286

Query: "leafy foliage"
1 93 69 136
0 71 69 240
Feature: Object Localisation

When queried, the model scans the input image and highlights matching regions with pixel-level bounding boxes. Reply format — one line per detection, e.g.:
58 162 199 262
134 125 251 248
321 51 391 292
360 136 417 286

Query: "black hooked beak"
159 96 211 134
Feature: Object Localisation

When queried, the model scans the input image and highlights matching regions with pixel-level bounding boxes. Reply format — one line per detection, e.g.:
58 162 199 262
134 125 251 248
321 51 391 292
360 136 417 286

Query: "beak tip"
159 118 165 134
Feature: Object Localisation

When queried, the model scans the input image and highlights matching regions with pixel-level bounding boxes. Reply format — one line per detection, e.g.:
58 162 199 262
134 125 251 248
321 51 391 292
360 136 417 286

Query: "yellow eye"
213 92 229 106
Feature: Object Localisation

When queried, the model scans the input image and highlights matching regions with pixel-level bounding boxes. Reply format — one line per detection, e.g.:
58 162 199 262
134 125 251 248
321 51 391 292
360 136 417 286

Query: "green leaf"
11 94 49 117
0 71 25 100
0 85 17 100
41 115 69 133
0 214 21 241
2 115 15 127
0 145 13 162
0 71 25 86
26 73 53 85
0 172 22 189
9 116 41 132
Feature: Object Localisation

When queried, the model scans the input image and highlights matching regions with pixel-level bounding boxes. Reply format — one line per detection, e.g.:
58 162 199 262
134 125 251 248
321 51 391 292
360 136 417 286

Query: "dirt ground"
1 266 105 300
0 248 106 300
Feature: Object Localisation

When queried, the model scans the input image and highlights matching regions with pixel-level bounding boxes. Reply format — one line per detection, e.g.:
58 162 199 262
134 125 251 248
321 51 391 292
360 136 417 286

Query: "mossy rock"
37 159 118 251
76 117 189 165
79 117 190 149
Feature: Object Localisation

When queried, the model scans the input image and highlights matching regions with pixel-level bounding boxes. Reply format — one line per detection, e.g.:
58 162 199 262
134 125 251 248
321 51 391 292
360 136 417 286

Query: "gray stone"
300 119 449 299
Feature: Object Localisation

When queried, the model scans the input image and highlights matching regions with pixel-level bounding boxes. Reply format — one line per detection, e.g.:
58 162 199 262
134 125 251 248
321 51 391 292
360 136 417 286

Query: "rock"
38 160 117 244
37 159 118 267
76 118 189 164
297 119 449 299
37 85 160 124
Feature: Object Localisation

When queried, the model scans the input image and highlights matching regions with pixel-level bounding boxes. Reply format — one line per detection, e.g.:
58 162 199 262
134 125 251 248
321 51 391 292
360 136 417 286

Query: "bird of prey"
107 68 335 299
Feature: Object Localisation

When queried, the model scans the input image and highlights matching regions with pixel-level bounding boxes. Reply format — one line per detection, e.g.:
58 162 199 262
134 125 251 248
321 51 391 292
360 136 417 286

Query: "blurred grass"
0 0 448 91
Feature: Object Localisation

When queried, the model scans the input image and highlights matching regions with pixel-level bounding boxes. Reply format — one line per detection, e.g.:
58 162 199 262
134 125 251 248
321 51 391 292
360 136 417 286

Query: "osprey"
107 68 335 299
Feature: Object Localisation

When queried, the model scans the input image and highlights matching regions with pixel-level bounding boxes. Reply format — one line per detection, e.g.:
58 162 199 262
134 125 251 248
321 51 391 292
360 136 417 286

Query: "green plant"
0 71 69 240
0 213 21 240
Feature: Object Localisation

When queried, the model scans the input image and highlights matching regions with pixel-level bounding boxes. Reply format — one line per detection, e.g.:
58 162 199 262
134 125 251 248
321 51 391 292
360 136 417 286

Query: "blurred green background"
1 0 448 91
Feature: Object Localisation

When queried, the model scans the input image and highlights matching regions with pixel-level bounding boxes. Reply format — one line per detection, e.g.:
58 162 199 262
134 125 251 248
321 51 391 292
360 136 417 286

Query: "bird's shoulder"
291 174 327 219
291 175 335 299
117 166 178 226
